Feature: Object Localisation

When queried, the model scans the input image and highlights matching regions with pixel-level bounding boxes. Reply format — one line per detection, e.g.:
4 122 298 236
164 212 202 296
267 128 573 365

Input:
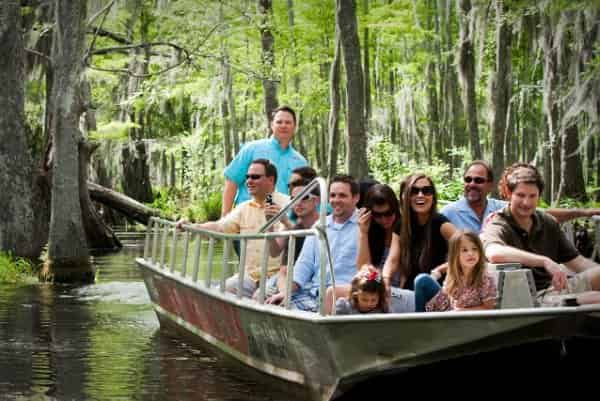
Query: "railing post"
318 230 328 316
284 235 296 309
143 218 153 261
205 237 215 288
159 223 169 269
151 220 160 265
169 225 178 273
257 238 270 304
237 239 247 299
191 234 202 283
180 231 190 277
220 239 231 293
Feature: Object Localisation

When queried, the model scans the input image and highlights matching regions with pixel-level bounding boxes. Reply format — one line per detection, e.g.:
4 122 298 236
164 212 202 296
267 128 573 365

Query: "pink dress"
426 273 497 311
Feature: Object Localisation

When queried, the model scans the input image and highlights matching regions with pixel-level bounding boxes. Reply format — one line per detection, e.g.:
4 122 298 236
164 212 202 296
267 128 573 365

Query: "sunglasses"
410 186 434 196
371 209 395 218
245 174 264 180
291 194 313 202
464 176 487 184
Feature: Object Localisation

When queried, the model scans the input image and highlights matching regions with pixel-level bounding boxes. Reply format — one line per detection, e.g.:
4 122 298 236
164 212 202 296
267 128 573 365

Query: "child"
335 265 388 314
426 231 496 311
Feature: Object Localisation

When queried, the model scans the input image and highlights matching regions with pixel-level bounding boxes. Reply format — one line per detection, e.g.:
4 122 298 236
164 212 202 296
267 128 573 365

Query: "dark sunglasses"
410 186 434 196
371 209 395 218
291 194 313 202
245 174 264 180
464 176 487 184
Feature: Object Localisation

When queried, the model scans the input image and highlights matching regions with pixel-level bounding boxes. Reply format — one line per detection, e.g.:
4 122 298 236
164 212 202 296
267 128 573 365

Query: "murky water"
1 232 598 400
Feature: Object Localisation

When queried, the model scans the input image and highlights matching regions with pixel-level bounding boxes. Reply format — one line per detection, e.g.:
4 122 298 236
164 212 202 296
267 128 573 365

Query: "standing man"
266 175 360 312
441 160 600 232
481 163 600 305
222 105 307 217
179 159 288 297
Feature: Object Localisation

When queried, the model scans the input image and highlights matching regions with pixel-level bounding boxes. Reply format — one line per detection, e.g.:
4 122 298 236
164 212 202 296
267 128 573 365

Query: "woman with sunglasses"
382 174 456 309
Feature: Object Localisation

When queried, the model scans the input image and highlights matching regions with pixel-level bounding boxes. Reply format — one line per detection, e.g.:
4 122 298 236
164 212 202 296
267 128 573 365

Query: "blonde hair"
349 265 388 312
445 231 486 298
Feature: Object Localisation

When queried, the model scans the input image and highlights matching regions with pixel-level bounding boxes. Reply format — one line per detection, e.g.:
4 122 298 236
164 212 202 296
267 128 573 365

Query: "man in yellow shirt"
180 159 288 297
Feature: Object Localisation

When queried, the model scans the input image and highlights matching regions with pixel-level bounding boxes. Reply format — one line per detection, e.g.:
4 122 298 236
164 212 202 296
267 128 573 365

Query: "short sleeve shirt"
393 212 450 290
220 191 290 281
441 197 507 233
480 207 580 290
223 136 307 206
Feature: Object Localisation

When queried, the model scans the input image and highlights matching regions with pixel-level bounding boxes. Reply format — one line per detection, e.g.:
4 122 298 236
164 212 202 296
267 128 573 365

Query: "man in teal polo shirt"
221 105 308 217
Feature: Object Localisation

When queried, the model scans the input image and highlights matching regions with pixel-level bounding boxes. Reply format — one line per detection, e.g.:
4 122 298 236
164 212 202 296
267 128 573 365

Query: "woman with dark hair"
357 184 400 271
382 174 456 298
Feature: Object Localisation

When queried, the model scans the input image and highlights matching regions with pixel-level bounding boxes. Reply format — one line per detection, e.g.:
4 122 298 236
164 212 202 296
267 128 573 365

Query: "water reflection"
0 236 293 401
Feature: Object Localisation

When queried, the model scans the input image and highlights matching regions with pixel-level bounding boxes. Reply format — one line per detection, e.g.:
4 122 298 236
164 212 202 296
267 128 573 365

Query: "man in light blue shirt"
266 175 360 312
442 160 600 232
222 105 307 216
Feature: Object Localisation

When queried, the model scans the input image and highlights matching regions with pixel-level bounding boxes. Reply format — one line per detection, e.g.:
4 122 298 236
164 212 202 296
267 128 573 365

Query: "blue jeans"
414 273 441 312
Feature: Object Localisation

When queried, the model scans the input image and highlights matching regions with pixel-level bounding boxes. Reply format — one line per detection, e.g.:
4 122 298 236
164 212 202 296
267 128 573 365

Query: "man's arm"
221 179 238 217
485 243 567 290
546 208 600 223
563 254 600 274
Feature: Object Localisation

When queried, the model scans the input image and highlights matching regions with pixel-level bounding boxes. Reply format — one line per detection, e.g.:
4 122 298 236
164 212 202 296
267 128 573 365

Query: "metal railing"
141 177 335 315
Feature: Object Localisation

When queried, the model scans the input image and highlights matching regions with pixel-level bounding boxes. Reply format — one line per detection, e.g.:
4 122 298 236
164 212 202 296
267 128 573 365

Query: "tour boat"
135 178 600 401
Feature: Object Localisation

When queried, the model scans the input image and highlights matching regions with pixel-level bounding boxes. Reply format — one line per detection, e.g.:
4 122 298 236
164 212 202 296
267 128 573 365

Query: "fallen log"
88 181 162 225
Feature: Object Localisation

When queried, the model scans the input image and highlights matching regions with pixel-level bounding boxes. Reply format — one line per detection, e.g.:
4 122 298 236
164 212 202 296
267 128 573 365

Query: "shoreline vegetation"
0 252 36 284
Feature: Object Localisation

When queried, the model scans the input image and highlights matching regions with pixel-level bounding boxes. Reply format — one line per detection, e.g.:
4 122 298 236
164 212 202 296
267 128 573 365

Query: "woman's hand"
358 207 372 234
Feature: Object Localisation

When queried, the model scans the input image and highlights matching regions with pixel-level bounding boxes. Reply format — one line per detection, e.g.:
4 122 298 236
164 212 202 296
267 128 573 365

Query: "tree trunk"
559 125 587 201
286 0 307 157
458 0 483 160
42 0 93 282
541 16 560 202
258 0 278 127
363 0 371 127
0 0 40 257
490 0 512 194
88 182 162 224
337 0 369 179
327 26 342 182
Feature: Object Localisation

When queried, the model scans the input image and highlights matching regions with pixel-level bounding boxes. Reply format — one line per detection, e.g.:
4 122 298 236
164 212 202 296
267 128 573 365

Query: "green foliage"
89 121 140 141
368 139 465 201
185 191 222 223
0 252 35 284
148 187 184 220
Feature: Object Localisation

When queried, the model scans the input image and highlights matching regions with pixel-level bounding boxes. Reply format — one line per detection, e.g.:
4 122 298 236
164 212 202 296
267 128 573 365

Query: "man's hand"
175 218 188 231
543 257 568 291
266 292 285 305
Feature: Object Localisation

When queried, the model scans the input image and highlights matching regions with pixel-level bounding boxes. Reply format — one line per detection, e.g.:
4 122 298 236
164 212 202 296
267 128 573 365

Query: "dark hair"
349 265 388 313
364 184 400 267
330 174 359 195
465 160 494 182
357 177 380 209
289 166 319 195
251 158 278 184
498 162 544 200
398 173 438 278
292 166 317 181
272 105 297 124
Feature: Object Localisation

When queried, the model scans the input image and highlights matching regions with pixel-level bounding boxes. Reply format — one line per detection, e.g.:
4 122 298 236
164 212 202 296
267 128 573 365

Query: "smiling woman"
382 174 457 292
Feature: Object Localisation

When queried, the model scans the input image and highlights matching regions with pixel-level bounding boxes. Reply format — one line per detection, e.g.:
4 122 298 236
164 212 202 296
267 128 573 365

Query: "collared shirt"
220 192 290 281
480 206 580 290
292 210 359 294
441 197 507 233
223 136 308 206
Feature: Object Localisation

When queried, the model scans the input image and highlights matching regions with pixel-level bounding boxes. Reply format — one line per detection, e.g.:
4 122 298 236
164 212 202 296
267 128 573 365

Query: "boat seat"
488 263 538 309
